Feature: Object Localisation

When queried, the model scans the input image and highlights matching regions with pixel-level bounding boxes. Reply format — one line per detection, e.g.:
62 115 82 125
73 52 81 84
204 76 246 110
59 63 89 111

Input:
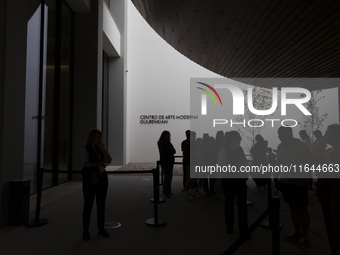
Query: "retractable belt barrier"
27 164 280 254
158 156 183 185
157 157 280 254
27 166 167 227
222 180 281 255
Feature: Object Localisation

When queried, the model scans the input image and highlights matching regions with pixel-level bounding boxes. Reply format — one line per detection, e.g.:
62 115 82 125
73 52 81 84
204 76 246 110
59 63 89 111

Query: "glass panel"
58 2 73 184
25 0 74 191
102 52 109 147
24 2 42 194
42 0 56 189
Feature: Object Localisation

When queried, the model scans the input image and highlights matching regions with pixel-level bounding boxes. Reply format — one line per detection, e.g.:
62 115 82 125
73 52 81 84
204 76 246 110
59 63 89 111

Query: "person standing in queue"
276 126 311 246
81 129 112 241
221 131 249 238
317 124 340 254
158 130 176 198
181 130 191 190
250 134 268 190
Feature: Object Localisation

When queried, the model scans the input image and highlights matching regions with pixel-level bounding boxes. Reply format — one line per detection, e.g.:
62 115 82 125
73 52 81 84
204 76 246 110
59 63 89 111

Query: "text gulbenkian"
140 114 199 124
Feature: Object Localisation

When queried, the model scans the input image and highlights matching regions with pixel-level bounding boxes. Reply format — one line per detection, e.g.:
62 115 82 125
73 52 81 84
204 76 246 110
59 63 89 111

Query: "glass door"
24 1 43 193
24 0 74 193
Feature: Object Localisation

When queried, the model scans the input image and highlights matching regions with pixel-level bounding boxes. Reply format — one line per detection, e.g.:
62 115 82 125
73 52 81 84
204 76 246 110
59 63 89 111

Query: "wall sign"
139 114 199 124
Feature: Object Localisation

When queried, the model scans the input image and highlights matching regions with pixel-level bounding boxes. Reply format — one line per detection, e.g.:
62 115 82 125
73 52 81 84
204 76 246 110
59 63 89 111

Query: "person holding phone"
81 129 112 241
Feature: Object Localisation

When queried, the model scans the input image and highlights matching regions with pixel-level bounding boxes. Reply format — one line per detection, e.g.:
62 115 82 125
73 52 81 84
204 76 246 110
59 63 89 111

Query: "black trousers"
203 178 215 193
222 179 248 235
82 173 108 231
161 163 174 195
182 162 187 187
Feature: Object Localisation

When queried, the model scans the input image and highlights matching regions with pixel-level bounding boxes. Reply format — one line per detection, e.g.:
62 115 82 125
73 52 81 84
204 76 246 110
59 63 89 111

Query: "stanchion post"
267 180 272 228
261 178 282 230
150 161 165 203
154 167 159 224
261 179 272 228
157 161 163 185
146 167 166 227
26 168 48 227
272 196 280 255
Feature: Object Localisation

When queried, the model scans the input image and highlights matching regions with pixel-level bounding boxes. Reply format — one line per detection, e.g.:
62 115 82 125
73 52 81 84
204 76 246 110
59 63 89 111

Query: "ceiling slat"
131 0 340 88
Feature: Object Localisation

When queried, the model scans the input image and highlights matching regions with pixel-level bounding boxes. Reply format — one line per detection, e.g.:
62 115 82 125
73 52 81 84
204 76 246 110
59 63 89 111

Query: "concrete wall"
0 0 6 228
71 0 125 170
0 0 125 226
71 0 102 173
108 0 126 165
0 0 28 227
103 2 120 57
125 1 221 163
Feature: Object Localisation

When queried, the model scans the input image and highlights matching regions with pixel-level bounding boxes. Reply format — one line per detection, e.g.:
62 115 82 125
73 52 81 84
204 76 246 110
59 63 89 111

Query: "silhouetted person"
215 130 229 165
316 124 340 255
299 130 312 151
312 129 327 164
200 133 216 194
196 137 203 147
195 136 203 189
266 147 276 165
250 134 268 189
81 129 112 241
277 126 311 245
181 130 190 189
221 131 248 237
183 131 199 200
213 131 226 194
216 131 228 195
158 130 176 198
299 130 314 190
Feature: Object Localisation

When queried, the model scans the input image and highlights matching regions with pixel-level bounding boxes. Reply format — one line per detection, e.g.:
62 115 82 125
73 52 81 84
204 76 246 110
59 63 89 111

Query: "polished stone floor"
0 173 331 255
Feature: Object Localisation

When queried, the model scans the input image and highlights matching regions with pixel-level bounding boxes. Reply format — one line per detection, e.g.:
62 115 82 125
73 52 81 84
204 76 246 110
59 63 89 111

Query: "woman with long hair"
158 130 176 198
81 129 112 241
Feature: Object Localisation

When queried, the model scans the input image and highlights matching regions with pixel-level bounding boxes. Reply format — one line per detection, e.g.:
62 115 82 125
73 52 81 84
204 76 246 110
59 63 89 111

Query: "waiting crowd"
157 125 340 254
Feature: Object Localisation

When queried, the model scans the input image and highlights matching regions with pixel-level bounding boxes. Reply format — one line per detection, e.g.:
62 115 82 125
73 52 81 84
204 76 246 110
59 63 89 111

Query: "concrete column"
108 0 126 165
0 0 28 227
71 0 103 174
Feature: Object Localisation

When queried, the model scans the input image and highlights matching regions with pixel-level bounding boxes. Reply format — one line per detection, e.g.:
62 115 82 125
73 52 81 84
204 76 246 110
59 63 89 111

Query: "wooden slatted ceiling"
131 0 340 89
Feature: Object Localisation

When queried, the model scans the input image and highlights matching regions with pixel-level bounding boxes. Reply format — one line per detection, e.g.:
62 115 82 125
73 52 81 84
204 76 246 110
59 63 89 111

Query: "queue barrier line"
28 164 281 254
158 157 281 254
26 166 166 228
222 180 281 255
157 158 184 185
223 209 269 255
